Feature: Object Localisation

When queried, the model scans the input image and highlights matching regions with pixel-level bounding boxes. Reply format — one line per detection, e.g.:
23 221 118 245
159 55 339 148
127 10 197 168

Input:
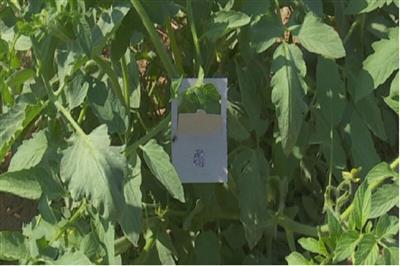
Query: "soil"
0 192 37 231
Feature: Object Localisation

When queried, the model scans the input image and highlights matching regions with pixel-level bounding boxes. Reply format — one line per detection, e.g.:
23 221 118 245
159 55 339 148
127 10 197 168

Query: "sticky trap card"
171 78 228 183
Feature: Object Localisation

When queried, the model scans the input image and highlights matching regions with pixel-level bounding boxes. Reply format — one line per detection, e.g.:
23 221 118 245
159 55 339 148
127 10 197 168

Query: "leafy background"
0 0 399 265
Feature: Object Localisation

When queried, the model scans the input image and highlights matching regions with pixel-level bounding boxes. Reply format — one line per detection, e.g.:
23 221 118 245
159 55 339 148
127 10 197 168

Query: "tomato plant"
0 0 398 264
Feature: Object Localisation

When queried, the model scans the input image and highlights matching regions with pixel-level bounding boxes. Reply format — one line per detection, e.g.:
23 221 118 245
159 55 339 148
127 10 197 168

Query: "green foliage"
0 0 398 265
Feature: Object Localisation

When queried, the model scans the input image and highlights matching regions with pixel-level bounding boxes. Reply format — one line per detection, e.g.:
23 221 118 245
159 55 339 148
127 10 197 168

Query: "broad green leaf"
316 57 346 126
369 183 399 218
236 60 261 124
271 43 307 155
355 28 399 101
366 161 398 188
354 234 379 265
384 72 399 114
241 0 271 17
345 0 393 14
124 50 141 109
80 232 102 262
249 14 284 53
74 16 92 57
0 231 27 261
333 230 360 262
351 182 372 230
195 231 221 265
156 231 176 265
204 10 250 40
356 94 387 141
14 35 31 51
60 124 126 220
92 2 131 56
375 215 399 239
120 154 143 246
0 102 26 161
227 104 250 141
236 149 268 248
65 73 89 110
298 13 345 58
94 216 116 264
0 168 42 199
286 252 312 265
327 209 342 242
141 139 185 202
9 130 47 171
6 68 35 89
384 247 399 265
54 251 92 265
56 43 82 86
350 111 380 174
298 237 328 256
303 0 323 16
88 78 128 134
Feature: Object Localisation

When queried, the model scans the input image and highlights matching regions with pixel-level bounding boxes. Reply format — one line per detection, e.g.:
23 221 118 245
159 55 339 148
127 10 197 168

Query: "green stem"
125 113 171 155
120 55 131 109
93 55 126 108
166 20 184 73
276 215 319 237
54 101 87 137
131 0 178 78
187 0 202 72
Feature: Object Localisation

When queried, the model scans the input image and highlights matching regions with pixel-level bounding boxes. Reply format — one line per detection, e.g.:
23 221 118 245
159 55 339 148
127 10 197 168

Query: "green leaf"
327 209 342 242
204 10 250 40
333 230 360 263
241 0 271 17
298 237 328 256
354 234 379 265
9 130 48 171
249 14 284 53
6 68 35 89
64 73 89 110
286 251 312 265
0 102 27 162
271 43 307 154
236 149 268 249
60 124 126 220
375 214 399 239
54 251 92 265
120 154 143 246
141 139 185 202
384 247 399 265
0 168 42 199
384 72 399 114
74 16 92 57
14 35 31 51
366 161 398 188
297 13 345 58
92 2 131 56
194 231 221 265
369 183 399 218
88 78 128 134
351 182 372 230
356 94 387 141
355 28 399 101
0 231 27 261
350 111 380 174
316 57 346 126
156 231 176 265
124 50 141 109
345 0 391 14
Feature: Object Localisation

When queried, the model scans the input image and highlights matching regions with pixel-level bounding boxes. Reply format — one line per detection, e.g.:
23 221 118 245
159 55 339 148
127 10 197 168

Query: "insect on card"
171 78 228 183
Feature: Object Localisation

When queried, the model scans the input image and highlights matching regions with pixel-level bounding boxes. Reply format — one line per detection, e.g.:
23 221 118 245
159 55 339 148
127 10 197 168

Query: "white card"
171 78 228 183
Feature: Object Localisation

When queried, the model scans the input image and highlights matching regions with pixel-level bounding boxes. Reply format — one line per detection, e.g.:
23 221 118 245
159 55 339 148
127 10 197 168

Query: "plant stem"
125 113 171 155
166 20 184 73
131 0 178 78
187 0 202 73
54 101 87 137
93 55 126 108
276 215 318 237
